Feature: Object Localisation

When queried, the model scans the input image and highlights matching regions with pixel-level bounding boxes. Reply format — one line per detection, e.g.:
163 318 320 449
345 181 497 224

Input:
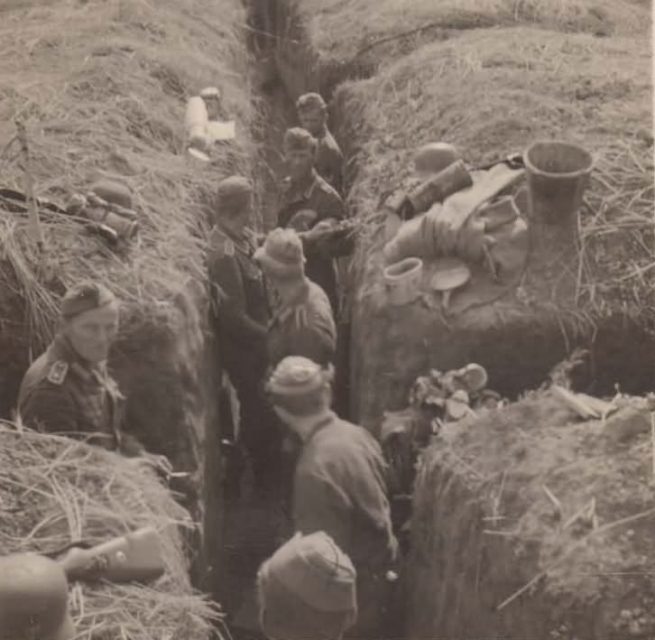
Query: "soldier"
207 175 279 492
254 228 336 368
17 282 168 470
296 92 344 194
277 127 347 313
257 531 358 640
266 356 399 640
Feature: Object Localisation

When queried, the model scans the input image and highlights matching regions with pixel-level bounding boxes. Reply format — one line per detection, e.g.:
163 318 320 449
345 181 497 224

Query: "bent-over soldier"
254 228 336 368
276 127 347 313
267 356 399 639
296 92 344 194
18 282 145 457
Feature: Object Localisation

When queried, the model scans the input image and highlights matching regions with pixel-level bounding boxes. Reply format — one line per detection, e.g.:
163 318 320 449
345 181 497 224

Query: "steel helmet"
0 553 75 640
413 142 460 175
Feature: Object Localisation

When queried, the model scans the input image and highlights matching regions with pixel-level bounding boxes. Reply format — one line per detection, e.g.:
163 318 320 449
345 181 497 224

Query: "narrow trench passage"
215 16 317 640
214 4 362 638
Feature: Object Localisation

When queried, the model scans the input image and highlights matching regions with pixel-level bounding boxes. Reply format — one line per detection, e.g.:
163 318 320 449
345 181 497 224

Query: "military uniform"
18 335 132 451
207 224 279 487
315 129 344 195
293 411 398 639
277 169 346 313
267 280 336 368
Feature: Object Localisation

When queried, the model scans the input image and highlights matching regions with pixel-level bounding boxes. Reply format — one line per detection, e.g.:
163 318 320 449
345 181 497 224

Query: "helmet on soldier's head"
413 142 460 175
0 553 75 640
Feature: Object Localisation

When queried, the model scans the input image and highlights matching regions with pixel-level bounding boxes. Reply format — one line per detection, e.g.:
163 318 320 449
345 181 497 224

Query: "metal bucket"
523 141 593 225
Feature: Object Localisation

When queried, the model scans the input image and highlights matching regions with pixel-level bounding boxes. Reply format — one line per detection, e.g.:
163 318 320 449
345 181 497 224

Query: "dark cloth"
18 335 134 452
207 224 275 482
315 129 344 195
293 413 397 573
277 170 346 312
267 280 336 368
208 225 270 380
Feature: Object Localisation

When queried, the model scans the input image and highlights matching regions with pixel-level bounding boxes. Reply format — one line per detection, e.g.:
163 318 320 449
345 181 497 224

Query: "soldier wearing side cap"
257 531 358 640
266 356 398 639
207 176 279 492
17 283 167 470
296 92 344 195
276 127 347 313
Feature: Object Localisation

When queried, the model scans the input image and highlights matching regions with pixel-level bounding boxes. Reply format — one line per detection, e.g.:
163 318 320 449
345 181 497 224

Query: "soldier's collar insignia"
47 361 68 385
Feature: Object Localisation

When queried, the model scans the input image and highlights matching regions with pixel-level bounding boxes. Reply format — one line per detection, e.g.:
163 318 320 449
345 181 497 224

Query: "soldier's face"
298 109 325 136
285 148 314 181
64 302 120 363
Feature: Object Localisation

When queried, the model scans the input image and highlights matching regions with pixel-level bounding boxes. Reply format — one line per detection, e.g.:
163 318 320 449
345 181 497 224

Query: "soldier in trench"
266 355 400 640
17 282 169 472
254 226 336 369
207 176 283 495
276 127 347 314
296 92 344 195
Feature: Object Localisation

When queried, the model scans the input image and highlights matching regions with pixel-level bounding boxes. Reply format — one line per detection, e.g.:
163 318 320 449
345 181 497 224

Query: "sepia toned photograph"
0 0 653 638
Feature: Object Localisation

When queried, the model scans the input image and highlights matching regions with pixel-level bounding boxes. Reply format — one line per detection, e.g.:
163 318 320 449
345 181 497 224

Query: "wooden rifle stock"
57 527 165 584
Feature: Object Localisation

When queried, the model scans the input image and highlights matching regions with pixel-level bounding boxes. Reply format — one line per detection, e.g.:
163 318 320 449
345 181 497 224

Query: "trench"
214 1 655 639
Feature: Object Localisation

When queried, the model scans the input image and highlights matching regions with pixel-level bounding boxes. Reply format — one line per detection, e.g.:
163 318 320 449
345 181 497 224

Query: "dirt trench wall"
0 0 258 593
408 394 655 639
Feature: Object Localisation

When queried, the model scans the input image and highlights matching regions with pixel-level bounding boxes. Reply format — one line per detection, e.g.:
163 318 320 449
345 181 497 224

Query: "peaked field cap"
254 228 305 279
60 282 117 319
0 553 75 640
260 531 357 612
296 92 327 111
267 356 328 396
216 175 252 212
283 127 317 152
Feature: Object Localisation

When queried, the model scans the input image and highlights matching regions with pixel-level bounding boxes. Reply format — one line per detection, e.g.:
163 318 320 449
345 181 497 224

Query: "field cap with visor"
257 531 357 640
0 553 75 640
60 282 117 320
266 356 334 397
296 92 327 112
216 176 253 217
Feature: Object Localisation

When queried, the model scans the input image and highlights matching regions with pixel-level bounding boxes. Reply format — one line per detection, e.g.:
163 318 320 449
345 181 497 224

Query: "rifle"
52 526 165 584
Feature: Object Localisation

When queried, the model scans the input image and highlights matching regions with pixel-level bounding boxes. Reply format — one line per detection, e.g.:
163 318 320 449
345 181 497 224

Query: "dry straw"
0 0 260 351
0 422 223 639
335 24 653 325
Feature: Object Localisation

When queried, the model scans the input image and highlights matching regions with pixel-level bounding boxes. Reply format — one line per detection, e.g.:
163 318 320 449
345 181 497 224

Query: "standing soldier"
296 92 344 194
207 176 279 493
17 282 162 466
254 228 336 368
266 356 399 640
277 127 347 313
